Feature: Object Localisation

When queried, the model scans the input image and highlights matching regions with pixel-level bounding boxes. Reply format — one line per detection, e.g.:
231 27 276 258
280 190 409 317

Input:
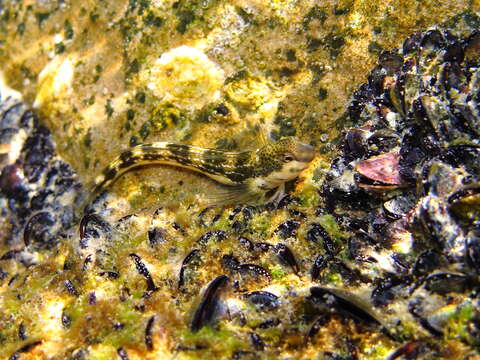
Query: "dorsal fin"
233 122 270 152
255 120 270 147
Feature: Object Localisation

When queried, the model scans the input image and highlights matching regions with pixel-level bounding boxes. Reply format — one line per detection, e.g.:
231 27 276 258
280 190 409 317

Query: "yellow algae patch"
225 72 282 124
0 71 22 100
144 45 224 110
34 296 66 355
225 73 274 110
34 56 75 112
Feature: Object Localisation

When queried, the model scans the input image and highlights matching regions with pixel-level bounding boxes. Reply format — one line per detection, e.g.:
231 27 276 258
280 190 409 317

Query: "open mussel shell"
309 287 383 328
355 152 405 189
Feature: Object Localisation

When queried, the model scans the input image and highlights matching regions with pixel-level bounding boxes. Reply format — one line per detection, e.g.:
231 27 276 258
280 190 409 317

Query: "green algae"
179 325 246 359
270 264 288 280
317 214 348 240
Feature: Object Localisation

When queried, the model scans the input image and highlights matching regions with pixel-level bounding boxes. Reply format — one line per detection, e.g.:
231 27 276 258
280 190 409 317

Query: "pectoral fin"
267 183 285 204
205 183 265 207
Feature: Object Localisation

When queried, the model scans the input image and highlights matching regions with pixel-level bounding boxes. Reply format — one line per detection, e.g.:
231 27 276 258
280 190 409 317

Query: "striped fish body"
93 141 255 194
88 137 315 207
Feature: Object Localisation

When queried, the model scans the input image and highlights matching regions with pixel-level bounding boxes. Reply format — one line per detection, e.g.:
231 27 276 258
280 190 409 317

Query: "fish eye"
283 155 294 162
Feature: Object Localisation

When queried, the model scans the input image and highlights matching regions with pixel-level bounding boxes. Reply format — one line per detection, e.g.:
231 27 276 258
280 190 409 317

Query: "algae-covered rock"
0 1 479 359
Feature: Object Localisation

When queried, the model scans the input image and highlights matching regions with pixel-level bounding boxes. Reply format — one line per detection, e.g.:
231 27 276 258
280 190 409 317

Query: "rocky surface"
0 1 479 359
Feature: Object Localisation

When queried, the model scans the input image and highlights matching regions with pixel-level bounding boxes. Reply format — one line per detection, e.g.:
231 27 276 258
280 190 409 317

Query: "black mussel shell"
190 275 229 332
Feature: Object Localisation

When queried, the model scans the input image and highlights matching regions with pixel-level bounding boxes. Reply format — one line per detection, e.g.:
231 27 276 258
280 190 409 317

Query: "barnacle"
143 45 225 111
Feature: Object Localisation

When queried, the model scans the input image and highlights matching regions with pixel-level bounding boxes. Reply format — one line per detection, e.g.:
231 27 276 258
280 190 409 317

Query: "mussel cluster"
323 14 480 351
0 89 80 261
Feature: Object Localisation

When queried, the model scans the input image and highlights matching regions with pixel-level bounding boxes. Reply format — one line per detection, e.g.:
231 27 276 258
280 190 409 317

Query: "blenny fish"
89 136 315 205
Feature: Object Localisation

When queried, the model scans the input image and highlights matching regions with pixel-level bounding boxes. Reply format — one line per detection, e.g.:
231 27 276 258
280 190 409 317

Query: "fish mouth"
296 143 316 162
298 162 309 170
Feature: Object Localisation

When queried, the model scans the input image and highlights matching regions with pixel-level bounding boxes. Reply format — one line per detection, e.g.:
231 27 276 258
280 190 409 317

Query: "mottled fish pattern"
91 136 315 205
